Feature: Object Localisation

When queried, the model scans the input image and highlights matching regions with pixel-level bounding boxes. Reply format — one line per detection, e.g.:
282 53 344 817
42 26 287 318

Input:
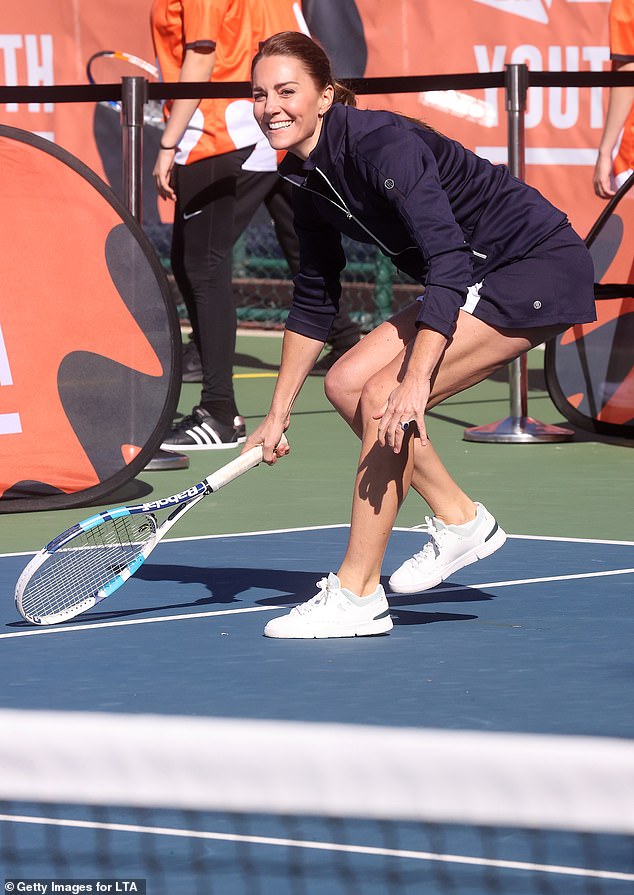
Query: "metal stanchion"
464 64 574 444
121 76 146 222
120 76 190 471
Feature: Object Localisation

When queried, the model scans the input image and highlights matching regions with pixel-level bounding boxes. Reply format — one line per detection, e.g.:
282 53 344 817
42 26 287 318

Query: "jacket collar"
278 103 348 183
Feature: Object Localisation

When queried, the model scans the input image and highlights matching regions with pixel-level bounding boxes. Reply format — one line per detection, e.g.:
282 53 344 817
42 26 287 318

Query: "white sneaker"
389 503 506 594
263 573 393 639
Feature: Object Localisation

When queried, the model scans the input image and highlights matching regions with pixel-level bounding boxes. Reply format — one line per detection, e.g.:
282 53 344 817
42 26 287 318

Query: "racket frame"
15 442 281 626
86 50 162 124
86 50 159 85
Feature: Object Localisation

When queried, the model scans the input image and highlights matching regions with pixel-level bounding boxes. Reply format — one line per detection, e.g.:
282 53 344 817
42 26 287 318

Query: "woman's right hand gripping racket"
15 436 288 627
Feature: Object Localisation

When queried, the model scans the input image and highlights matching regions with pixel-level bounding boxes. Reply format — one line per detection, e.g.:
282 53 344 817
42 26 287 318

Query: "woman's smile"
252 55 333 159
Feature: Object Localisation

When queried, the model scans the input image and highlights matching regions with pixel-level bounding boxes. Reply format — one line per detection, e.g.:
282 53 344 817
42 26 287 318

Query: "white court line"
2 523 634 561
1 814 632 883
506 533 634 546
2 566 632 640
0 605 285 639
0 524 352 560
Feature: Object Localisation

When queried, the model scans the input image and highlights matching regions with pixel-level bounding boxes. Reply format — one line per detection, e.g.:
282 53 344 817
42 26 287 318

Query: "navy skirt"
461 223 596 330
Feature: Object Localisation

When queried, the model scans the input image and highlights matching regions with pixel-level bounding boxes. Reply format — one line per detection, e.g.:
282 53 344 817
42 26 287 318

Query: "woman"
247 32 596 639
151 0 314 451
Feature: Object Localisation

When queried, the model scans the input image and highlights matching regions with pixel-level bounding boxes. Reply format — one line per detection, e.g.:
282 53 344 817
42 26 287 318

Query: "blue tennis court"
2 332 633 894
1 526 633 893
1 526 633 731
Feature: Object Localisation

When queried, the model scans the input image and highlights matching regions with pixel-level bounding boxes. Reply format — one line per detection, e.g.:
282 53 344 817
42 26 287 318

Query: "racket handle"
204 434 289 492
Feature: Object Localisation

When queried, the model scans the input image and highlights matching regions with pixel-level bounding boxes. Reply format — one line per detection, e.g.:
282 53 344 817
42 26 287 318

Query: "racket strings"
19 515 157 622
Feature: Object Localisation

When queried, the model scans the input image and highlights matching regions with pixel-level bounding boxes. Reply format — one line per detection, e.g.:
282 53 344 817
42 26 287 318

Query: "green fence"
150 209 418 334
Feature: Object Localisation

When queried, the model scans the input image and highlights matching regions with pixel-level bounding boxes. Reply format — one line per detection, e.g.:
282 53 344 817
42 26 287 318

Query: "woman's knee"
358 371 390 423
324 354 362 410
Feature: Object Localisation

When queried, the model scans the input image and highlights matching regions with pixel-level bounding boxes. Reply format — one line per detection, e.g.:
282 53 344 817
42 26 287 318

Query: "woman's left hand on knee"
374 380 430 453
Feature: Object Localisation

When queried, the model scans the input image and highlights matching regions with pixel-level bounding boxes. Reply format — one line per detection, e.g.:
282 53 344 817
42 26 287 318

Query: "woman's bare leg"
327 307 564 595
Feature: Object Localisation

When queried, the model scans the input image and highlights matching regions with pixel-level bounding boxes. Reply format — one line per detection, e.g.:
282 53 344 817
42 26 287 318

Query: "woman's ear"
319 83 335 116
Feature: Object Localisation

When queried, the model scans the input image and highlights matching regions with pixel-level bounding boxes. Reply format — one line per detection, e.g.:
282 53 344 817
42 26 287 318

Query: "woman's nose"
264 94 280 116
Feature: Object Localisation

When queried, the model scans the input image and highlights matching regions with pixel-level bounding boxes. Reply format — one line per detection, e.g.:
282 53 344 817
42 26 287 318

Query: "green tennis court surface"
2 333 632 552
1 332 632 893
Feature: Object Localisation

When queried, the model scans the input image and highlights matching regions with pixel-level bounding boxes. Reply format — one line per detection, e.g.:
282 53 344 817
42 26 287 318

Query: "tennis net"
0 709 632 894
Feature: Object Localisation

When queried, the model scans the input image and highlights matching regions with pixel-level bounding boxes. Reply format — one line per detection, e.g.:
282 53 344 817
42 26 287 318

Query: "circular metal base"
144 448 190 471
464 416 575 444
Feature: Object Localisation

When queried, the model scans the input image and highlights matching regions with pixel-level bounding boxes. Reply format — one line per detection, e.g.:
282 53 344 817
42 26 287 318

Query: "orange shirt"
610 0 634 60
609 0 634 178
151 0 308 165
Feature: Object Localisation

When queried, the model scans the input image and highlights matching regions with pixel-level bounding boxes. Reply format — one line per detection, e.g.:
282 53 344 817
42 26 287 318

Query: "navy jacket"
279 103 568 341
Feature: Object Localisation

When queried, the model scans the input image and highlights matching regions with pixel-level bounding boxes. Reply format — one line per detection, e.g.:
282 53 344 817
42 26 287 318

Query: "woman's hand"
153 148 177 201
374 324 446 453
152 47 216 202
242 417 291 464
374 374 431 453
593 152 615 199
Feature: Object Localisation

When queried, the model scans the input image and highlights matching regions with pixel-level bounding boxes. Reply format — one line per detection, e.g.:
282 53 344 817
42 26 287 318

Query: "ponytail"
333 80 357 107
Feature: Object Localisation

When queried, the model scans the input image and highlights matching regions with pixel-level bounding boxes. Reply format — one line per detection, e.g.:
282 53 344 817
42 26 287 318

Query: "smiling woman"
252 58 333 159
251 31 356 159
245 31 596 641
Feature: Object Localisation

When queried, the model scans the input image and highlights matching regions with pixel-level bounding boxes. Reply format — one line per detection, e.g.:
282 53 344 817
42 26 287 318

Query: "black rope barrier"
2 69 634 106
1 64 630 446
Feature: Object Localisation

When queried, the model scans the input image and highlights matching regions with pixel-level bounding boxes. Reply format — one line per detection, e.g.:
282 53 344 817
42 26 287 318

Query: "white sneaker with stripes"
161 406 246 451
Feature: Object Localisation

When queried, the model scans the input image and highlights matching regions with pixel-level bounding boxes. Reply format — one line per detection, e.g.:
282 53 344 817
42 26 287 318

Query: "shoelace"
297 577 334 614
410 518 447 565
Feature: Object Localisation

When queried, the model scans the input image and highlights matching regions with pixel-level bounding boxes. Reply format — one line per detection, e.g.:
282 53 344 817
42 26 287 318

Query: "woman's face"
252 55 334 159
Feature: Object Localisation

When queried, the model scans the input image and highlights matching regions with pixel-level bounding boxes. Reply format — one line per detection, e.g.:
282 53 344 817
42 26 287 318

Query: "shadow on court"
0 528 632 739
3 564 492 629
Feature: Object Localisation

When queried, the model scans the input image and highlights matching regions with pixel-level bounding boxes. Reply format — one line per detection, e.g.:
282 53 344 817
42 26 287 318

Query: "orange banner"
1 0 153 181
0 0 616 236
355 0 615 239
0 127 178 510
0 0 610 235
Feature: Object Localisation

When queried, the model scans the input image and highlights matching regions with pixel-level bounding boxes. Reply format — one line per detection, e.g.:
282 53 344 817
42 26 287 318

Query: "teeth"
269 121 292 130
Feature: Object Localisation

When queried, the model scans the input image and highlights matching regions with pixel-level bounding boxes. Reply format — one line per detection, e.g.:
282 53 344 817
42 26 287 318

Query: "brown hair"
251 31 357 107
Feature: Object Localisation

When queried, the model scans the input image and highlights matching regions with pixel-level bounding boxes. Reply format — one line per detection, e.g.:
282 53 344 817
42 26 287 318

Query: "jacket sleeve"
357 126 473 338
285 188 347 342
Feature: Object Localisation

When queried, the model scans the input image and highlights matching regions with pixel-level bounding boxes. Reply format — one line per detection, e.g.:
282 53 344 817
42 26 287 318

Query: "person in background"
152 0 331 451
178 0 361 387
245 32 596 639
593 0 634 198
181 155 360 383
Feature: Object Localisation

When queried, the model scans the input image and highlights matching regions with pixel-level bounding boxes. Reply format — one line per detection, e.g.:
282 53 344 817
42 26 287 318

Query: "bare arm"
243 329 325 462
594 60 634 199
153 46 215 200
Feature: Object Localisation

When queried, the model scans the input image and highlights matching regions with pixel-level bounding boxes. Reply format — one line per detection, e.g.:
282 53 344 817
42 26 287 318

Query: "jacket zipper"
283 166 485 263
281 167 414 258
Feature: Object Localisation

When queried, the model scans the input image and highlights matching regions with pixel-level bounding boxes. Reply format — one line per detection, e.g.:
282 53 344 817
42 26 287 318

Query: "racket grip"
205 434 288 492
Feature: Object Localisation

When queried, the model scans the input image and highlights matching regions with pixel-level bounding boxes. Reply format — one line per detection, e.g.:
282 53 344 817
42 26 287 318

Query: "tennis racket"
15 438 287 626
86 50 163 127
